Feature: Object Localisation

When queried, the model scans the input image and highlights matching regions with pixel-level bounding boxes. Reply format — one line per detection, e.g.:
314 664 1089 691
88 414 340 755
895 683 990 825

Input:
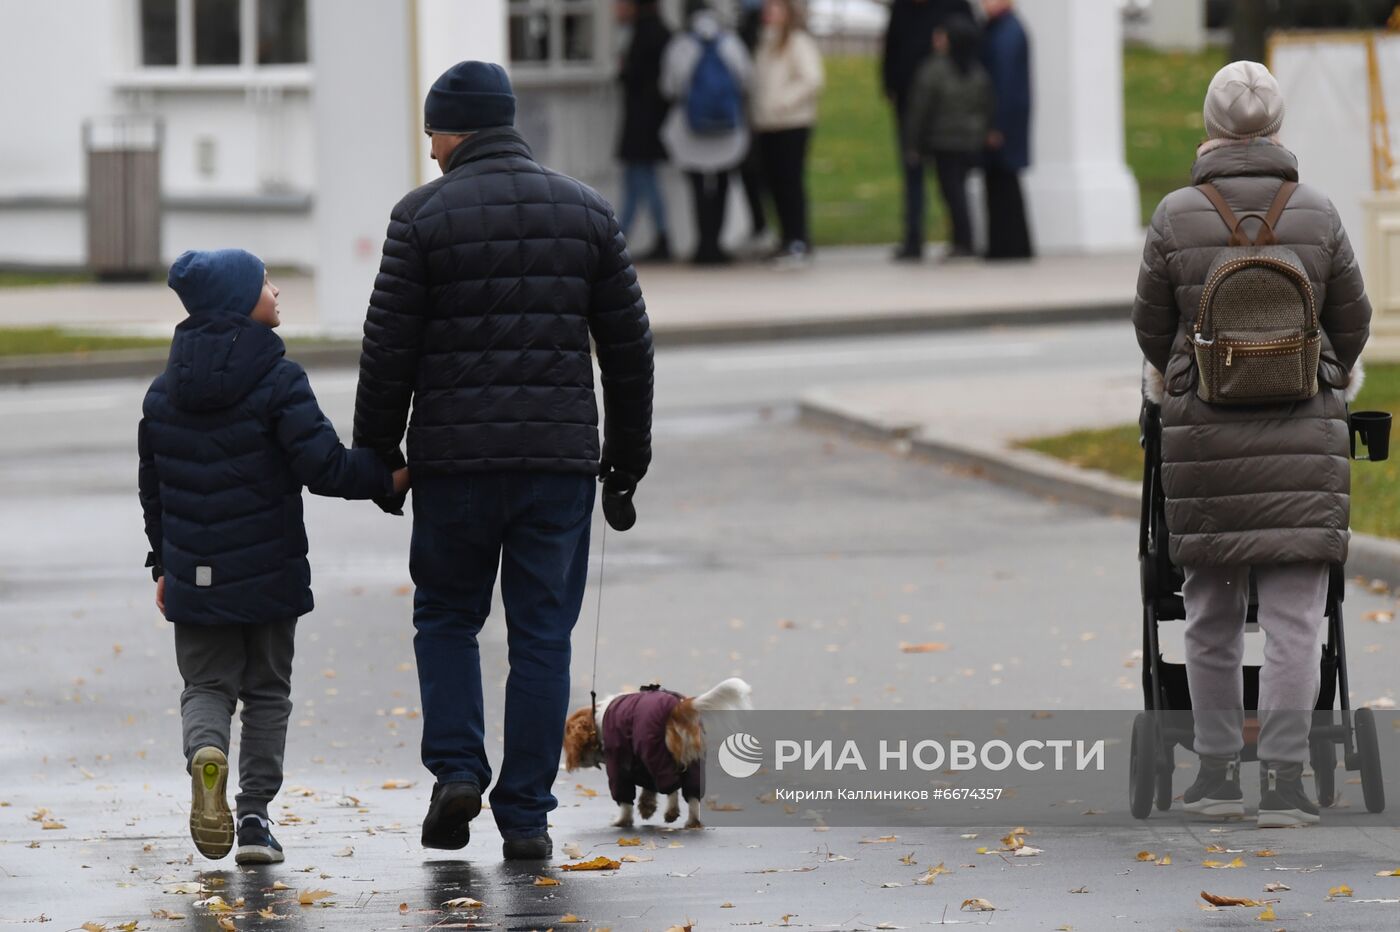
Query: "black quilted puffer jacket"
352 127 654 485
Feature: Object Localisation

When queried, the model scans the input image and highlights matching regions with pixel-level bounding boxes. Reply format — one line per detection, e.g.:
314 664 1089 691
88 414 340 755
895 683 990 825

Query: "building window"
194 0 241 65
508 0 602 70
257 0 308 65
140 0 178 66
137 0 308 69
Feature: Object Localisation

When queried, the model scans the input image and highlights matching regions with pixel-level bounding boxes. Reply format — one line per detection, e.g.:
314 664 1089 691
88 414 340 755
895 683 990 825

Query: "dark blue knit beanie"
424 61 515 134
167 249 265 316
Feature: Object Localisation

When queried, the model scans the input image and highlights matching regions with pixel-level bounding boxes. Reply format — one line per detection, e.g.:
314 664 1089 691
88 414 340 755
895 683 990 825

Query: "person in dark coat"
904 16 994 257
882 0 974 260
139 249 403 865
353 61 655 861
737 0 773 254
980 0 1033 259
617 0 674 261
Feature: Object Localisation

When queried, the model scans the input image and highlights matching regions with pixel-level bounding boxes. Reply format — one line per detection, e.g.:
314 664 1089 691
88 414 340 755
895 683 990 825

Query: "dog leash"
589 520 608 730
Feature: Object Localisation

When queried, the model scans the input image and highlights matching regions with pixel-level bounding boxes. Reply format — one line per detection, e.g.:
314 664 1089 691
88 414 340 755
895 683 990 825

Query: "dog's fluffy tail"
692 677 753 712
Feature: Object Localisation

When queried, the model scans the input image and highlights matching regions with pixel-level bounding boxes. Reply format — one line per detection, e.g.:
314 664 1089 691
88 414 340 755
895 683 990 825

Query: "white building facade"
0 0 1139 331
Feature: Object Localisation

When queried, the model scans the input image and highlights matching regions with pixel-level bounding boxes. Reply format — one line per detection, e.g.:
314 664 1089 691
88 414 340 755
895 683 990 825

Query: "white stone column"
1016 0 1142 254
310 0 507 334
412 0 508 185
1144 0 1205 53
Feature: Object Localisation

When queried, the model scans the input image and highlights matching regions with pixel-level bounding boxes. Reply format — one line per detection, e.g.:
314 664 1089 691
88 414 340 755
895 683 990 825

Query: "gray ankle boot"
1182 754 1244 819
1258 761 1320 828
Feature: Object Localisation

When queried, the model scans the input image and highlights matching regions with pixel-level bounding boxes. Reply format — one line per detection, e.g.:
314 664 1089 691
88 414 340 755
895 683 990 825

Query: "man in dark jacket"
882 0 974 260
981 0 1033 259
352 61 655 861
617 0 674 260
140 249 401 865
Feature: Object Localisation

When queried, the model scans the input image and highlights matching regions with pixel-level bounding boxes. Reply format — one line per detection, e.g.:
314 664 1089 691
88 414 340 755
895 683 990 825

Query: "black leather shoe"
502 833 552 860
421 782 482 850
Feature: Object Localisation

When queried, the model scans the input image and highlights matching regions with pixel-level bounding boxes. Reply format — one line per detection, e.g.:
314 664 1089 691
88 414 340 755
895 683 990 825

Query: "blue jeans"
618 161 668 238
410 472 596 840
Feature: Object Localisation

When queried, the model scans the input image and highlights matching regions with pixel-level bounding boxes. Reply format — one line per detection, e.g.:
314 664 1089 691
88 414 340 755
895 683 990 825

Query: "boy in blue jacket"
138 249 407 864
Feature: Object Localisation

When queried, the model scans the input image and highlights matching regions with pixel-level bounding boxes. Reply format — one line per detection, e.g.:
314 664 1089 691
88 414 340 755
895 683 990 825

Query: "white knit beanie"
1203 61 1285 140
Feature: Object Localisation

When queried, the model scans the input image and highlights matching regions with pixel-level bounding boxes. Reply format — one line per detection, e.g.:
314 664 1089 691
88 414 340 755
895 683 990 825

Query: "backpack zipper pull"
1225 345 1233 367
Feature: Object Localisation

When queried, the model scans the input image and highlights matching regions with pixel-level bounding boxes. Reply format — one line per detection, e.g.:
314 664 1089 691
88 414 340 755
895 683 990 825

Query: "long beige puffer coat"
1132 139 1371 567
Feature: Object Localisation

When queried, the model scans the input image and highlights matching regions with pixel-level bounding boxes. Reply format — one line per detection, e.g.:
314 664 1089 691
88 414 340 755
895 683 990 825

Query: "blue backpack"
685 36 742 135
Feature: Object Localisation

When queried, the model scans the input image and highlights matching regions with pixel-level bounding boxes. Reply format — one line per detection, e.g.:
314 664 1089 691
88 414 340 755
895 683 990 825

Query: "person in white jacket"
661 1 753 264
751 0 824 266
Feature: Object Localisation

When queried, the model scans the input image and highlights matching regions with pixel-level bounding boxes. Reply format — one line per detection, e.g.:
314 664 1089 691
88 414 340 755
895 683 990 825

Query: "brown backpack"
1192 181 1320 405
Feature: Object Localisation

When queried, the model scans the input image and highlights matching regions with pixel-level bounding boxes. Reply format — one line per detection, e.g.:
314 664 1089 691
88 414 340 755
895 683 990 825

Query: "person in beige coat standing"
751 0 824 267
1132 61 1371 829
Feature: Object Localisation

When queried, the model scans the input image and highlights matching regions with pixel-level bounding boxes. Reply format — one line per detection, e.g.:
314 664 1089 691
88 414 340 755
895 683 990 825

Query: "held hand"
155 576 166 618
392 467 410 495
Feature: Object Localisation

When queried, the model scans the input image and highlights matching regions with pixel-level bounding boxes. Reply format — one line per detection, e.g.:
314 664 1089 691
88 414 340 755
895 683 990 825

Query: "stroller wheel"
1355 708 1386 813
1310 738 1337 808
1154 742 1174 811
1129 712 1157 820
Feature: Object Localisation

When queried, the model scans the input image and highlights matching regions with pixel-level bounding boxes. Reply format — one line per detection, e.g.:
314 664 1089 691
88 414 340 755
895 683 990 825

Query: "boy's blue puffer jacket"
139 311 393 625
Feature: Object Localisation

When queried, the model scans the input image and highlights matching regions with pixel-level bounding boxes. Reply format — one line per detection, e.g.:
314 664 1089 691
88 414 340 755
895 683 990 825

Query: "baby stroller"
1131 398 1387 819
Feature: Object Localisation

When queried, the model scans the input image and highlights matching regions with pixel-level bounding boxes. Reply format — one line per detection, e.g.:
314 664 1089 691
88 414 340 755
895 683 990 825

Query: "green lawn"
1123 44 1228 225
811 45 1226 245
809 55 926 247
0 270 94 288
1021 365 1400 540
0 327 168 357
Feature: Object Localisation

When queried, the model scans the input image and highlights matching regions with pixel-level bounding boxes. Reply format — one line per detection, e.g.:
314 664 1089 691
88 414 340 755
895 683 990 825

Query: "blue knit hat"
167 249 265 316
424 61 515 134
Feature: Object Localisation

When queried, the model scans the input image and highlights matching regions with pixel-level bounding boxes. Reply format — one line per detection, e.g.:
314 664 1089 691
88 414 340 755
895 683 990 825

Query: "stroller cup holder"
1350 410 1392 462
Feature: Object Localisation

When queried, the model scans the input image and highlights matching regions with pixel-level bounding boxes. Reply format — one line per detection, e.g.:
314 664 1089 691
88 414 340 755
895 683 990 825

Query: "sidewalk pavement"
798 347 1400 586
0 247 1138 343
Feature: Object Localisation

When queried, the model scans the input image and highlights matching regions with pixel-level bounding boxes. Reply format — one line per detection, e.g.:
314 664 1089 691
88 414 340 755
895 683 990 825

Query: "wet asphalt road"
3 326 1400 930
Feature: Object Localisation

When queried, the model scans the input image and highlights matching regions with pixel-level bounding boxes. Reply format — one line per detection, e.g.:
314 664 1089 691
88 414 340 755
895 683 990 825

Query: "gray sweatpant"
1183 563 1327 764
174 621 296 819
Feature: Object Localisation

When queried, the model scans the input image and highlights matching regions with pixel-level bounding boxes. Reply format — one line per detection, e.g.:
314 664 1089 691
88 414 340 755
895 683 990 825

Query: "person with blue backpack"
660 0 753 265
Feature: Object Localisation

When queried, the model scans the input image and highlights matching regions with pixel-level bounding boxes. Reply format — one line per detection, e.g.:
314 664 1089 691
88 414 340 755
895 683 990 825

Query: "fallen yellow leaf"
1377 868 1400 877
81 924 106 932
297 889 334 906
217 917 236 932
534 876 561 886
560 915 585 924
1156 855 1172 866
381 779 414 790
41 820 66 830
900 642 950 654
1136 851 1156 861
559 856 621 871
443 897 485 909
617 836 642 846
961 898 997 912
1257 904 1278 921
1329 884 1353 898
1200 891 1264 907
271 881 291 891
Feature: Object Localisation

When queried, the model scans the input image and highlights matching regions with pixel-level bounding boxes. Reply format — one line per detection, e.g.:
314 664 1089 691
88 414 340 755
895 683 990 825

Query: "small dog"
563 677 752 829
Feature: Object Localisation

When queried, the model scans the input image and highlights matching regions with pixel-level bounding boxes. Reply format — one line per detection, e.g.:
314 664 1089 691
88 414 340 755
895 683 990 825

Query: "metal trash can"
84 115 163 279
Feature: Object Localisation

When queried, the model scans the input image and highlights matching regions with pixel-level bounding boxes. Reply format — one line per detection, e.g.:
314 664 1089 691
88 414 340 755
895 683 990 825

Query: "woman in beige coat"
1132 62 1371 828
750 0 824 267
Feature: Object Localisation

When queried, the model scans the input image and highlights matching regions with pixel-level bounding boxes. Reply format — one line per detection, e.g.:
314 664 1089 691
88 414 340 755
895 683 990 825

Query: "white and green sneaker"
189 746 234 859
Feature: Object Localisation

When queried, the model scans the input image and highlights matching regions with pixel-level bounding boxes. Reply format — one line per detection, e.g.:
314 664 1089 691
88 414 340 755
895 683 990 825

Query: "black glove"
373 490 407 516
599 462 638 532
